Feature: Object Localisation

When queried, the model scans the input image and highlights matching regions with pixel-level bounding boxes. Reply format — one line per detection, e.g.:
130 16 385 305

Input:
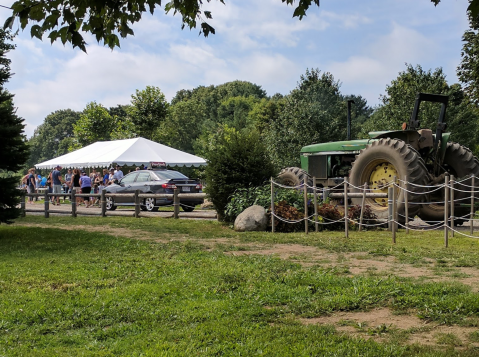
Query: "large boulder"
234 205 268 232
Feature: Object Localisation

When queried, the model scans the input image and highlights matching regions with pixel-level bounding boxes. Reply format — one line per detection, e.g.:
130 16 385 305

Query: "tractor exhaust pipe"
347 100 355 140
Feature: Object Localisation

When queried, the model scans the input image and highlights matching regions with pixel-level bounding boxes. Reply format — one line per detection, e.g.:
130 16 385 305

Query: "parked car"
104 169 203 212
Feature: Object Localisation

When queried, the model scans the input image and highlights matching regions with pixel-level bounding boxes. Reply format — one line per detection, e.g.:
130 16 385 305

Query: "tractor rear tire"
277 167 312 189
349 138 428 223
418 142 479 225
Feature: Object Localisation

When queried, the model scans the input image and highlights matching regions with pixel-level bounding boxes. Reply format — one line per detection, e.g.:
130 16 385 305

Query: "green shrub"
204 126 276 221
224 184 305 222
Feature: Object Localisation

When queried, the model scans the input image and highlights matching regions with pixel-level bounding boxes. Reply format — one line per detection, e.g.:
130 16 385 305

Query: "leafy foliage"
361 64 478 155
0 30 29 224
224 184 304 222
72 101 115 148
347 204 378 230
264 69 371 169
316 203 344 231
128 86 168 140
26 109 80 168
4 0 319 51
272 200 304 232
204 126 276 221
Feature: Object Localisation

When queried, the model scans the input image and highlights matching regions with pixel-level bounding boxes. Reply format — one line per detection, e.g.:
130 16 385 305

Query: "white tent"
35 137 206 169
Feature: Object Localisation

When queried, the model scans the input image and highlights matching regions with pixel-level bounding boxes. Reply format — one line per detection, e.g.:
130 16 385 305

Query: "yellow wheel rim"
368 162 398 206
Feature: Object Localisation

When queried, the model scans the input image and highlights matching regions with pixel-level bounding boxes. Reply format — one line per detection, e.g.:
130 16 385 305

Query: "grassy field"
1 216 479 356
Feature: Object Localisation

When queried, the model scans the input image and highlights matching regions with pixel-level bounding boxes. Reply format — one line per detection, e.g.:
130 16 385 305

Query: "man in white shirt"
113 165 124 183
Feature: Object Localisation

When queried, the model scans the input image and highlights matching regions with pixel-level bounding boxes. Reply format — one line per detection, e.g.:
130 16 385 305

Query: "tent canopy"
35 137 206 169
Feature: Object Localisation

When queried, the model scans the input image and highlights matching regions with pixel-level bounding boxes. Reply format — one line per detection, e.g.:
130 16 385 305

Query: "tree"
361 64 478 154
156 99 207 154
433 0 479 19
128 86 168 140
4 0 319 51
457 6 479 106
217 96 259 130
26 109 80 168
264 69 371 169
72 101 115 147
203 126 276 221
0 29 29 224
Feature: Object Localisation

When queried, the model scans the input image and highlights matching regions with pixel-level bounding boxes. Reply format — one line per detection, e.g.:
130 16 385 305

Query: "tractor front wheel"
349 138 428 223
277 167 312 189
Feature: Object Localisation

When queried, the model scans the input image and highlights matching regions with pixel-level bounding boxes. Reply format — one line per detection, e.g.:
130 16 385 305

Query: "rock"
234 205 267 232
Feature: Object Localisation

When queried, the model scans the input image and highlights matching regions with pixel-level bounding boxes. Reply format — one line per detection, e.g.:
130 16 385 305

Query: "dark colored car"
104 169 203 212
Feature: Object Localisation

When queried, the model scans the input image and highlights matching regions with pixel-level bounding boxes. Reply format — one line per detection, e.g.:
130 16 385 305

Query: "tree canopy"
0 29 29 223
4 0 320 51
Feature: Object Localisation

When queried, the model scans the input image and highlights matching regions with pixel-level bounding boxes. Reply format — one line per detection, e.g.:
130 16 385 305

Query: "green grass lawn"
1 216 479 356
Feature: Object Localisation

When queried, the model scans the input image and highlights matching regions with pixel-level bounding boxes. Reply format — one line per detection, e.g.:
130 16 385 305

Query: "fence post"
450 175 455 237
388 187 393 231
71 189 77 218
344 176 348 238
313 177 318 232
304 177 308 234
44 191 49 218
358 182 367 232
471 175 475 236
20 193 26 217
101 189 106 217
271 177 275 233
444 175 449 248
173 188 179 219
392 178 397 244
404 175 409 234
323 187 330 203
134 190 140 218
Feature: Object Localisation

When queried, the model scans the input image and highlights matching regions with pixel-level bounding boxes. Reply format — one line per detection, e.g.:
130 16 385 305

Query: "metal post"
71 189 77 218
313 177 318 232
101 189 106 217
444 175 449 248
404 175 409 234
392 179 397 244
358 182 367 232
344 177 348 238
471 176 475 236
44 191 49 218
173 188 179 219
271 177 275 233
388 187 393 231
304 177 308 234
450 175 455 237
134 190 140 218
323 188 330 203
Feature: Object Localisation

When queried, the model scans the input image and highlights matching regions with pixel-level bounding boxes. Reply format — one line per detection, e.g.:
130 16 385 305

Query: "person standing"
71 168 82 205
113 164 124 183
80 171 92 207
64 169 72 194
51 165 64 205
26 168 35 204
102 168 109 185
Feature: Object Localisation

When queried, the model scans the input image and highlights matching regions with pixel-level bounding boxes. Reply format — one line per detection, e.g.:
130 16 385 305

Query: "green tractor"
278 93 479 224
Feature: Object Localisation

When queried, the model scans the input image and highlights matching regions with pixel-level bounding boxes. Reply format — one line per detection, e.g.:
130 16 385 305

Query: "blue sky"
0 0 470 138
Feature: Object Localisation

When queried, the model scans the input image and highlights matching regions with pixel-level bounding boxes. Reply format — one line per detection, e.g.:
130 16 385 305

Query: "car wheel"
106 196 117 211
181 204 195 212
144 197 159 212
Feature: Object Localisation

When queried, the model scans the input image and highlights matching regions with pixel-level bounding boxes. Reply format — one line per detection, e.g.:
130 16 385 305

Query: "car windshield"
153 170 188 180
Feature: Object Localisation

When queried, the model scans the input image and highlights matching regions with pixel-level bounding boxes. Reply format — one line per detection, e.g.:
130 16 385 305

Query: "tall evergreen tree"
0 30 29 223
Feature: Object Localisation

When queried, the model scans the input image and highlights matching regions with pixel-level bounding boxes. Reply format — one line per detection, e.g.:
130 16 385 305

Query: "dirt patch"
299 308 479 349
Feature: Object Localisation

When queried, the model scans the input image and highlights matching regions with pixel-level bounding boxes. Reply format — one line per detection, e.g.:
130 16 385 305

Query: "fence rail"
20 189 207 219
270 174 479 247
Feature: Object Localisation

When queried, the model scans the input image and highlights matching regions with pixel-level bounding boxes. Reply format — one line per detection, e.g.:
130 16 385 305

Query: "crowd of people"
21 164 145 207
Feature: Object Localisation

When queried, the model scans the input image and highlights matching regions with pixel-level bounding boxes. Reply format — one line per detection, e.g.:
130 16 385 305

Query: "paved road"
24 202 217 220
